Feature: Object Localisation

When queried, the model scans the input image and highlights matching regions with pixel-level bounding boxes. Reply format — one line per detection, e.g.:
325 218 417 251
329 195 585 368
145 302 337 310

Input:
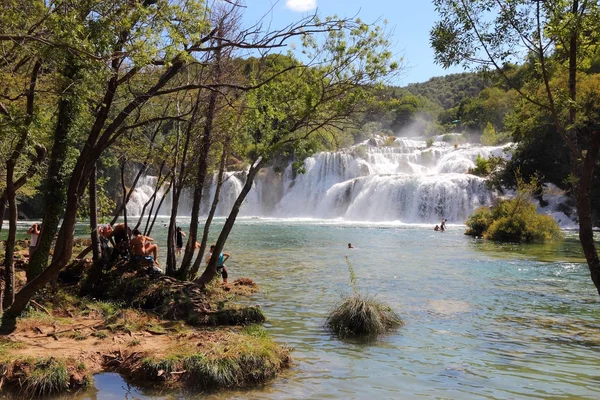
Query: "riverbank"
0 246 292 398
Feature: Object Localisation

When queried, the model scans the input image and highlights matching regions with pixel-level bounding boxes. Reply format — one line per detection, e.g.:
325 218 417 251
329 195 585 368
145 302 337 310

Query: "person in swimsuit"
205 244 230 284
176 227 186 256
130 229 159 265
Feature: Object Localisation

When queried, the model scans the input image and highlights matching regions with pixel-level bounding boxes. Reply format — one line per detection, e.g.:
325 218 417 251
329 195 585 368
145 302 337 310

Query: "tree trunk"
3 182 16 308
179 96 216 272
89 164 101 261
179 35 223 273
196 159 264 286
27 64 77 281
166 100 183 276
166 186 181 276
188 142 229 280
0 193 6 234
0 145 46 235
134 161 167 231
576 131 600 295
109 162 148 226
120 162 129 238
5 156 84 319
3 48 189 320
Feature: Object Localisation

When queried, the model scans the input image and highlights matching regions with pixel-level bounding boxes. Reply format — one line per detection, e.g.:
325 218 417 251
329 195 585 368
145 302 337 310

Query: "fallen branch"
29 300 52 316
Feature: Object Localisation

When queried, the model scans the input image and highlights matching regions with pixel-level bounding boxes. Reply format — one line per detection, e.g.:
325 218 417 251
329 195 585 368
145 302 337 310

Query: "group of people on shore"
94 223 192 266
94 223 230 282
23 218 232 285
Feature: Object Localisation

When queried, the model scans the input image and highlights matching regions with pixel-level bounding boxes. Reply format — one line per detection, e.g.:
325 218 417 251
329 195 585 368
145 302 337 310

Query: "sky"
240 0 467 85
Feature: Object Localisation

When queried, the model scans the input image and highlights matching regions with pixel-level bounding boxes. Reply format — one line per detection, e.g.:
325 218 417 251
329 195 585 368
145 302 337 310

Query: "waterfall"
126 175 167 217
125 135 574 225
258 137 509 222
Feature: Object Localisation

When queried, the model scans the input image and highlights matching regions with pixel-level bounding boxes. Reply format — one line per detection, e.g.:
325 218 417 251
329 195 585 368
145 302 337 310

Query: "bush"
469 154 490 176
326 294 403 337
465 199 562 243
352 145 368 159
480 122 497 145
383 136 399 147
485 201 562 243
325 257 402 338
465 207 493 236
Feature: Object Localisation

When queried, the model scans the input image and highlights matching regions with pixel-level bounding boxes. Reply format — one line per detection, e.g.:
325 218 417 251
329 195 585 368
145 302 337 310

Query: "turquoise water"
8 219 600 399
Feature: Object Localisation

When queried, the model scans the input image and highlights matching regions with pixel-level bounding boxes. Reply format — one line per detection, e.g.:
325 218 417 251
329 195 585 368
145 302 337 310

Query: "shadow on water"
467 232 589 263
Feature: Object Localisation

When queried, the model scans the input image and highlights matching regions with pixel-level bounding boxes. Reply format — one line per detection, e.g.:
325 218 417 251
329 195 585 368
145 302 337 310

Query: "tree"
480 122 497 146
1 1 398 320
431 0 600 294
196 19 400 286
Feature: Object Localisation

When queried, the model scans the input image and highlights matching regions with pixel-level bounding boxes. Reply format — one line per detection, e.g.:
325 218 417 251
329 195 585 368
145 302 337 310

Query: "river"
56 217 600 399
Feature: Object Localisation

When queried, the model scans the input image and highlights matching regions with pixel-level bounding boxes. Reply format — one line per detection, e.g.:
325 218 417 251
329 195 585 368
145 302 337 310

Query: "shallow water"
7 218 600 399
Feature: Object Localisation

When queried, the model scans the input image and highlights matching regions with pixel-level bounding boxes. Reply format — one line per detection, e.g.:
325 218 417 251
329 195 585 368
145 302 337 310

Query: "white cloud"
286 0 317 12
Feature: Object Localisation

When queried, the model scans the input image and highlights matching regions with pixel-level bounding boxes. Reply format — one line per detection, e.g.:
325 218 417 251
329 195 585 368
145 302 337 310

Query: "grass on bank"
0 261 284 395
136 325 291 389
0 354 89 398
21 357 70 397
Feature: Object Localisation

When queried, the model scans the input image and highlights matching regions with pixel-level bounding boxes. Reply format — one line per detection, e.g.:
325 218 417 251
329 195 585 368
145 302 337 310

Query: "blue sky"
240 0 467 85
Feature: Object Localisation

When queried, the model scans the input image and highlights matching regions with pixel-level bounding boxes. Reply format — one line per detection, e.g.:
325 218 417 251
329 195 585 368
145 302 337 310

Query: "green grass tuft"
68 331 87 341
141 355 182 379
22 357 69 397
242 324 268 338
326 294 403 337
92 330 108 339
184 355 241 388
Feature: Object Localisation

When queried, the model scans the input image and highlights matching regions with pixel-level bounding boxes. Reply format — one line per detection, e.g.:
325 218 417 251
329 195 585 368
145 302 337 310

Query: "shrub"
383 136 398 147
465 200 562 243
352 145 368 159
326 294 403 337
469 154 490 176
465 207 493 237
466 171 562 243
442 133 454 143
485 201 562 243
481 122 497 145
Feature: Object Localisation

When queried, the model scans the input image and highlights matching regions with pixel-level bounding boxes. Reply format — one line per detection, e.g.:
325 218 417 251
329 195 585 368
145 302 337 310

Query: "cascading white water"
127 135 510 222
126 134 577 225
126 175 163 217
213 136 511 223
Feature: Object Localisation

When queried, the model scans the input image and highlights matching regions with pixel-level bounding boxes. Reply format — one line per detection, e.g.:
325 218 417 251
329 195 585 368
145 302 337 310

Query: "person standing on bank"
27 223 41 258
176 227 186 256
205 244 230 284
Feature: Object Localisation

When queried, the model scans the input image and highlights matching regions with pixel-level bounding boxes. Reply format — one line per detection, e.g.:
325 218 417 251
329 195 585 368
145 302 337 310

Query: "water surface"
8 219 600 399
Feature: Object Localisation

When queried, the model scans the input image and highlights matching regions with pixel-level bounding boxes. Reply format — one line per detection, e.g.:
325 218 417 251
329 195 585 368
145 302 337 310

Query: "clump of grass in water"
22 357 69 397
325 257 402 337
